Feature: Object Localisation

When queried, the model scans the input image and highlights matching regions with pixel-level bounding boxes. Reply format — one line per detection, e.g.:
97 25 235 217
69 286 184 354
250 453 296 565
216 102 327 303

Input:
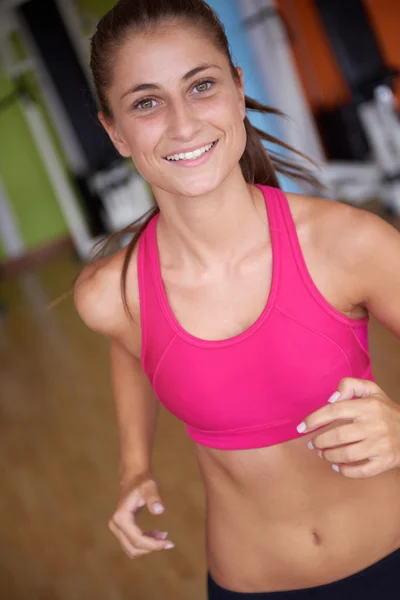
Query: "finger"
312 423 367 450
119 490 147 513
336 377 381 401
332 457 390 479
297 399 368 434
144 490 165 516
120 479 165 516
112 513 172 552
133 478 165 516
118 522 172 552
145 530 169 540
321 441 373 464
109 520 150 559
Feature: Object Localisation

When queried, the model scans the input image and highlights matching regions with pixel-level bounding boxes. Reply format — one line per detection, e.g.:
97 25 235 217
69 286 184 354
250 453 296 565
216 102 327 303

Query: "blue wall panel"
206 0 299 192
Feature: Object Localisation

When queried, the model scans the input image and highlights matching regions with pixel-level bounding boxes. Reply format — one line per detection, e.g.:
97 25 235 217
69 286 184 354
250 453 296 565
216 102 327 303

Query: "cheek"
204 94 245 137
216 97 247 151
122 118 162 161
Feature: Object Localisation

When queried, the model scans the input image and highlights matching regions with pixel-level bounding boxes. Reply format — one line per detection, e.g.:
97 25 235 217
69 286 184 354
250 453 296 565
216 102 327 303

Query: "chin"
175 177 222 198
171 164 233 198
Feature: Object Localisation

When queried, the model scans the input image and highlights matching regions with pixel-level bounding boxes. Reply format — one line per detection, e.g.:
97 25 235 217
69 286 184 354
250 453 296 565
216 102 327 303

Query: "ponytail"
242 96 320 189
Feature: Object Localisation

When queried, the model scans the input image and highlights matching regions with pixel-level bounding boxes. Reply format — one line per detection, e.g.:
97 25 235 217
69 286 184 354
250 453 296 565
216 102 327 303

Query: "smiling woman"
116 61 223 168
90 2 316 311
74 1 400 599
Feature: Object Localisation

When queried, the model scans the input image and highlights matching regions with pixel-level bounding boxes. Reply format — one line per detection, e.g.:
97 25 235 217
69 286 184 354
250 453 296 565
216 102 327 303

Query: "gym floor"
1 202 400 600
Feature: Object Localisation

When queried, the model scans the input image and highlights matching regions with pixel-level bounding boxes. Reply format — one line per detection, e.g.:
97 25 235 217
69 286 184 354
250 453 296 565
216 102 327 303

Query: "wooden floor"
1 217 400 599
1 256 206 600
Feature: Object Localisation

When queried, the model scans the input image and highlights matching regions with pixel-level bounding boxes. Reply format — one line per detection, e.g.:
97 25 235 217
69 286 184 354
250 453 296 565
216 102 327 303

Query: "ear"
235 67 246 120
98 112 132 158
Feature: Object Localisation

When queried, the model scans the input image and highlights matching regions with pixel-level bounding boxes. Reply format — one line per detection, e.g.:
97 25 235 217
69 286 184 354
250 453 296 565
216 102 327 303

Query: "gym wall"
0 0 295 265
0 62 69 261
278 0 400 113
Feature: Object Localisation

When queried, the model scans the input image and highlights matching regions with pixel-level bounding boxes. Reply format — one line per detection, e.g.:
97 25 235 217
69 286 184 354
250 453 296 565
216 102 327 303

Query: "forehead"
111 25 229 89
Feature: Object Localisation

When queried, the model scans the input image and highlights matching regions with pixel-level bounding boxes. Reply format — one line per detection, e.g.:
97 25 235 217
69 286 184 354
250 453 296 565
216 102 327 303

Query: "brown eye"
135 98 157 110
193 80 213 94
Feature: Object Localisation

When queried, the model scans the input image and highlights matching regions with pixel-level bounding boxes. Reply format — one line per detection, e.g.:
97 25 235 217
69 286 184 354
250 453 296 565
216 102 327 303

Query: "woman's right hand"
108 473 174 559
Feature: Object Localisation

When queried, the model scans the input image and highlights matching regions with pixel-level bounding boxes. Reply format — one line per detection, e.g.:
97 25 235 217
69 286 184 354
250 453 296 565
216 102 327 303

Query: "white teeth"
166 142 215 161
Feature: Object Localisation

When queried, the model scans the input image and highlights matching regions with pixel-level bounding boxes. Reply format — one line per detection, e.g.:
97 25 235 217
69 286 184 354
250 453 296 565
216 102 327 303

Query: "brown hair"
89 0 320 315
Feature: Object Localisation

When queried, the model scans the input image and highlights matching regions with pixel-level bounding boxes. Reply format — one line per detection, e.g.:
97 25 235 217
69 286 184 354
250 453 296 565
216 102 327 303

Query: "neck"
152 168 268 267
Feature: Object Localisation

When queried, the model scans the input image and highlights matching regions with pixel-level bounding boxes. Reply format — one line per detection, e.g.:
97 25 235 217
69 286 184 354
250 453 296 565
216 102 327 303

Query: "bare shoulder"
286 191 398 269
284 191 400 317
286 190 370 233
74 243 141 344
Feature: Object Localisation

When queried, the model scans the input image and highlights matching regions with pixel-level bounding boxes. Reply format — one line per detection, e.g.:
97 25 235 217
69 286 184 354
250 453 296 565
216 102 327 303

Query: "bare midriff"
196 433 400 593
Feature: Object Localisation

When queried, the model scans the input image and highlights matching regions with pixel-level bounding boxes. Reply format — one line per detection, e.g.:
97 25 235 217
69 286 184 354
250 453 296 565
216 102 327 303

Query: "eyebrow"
120 64 221 99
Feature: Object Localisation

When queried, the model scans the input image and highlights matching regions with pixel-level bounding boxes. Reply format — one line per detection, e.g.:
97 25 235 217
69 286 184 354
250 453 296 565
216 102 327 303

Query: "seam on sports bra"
276 191 369 328
151 334 178 387
188 365 375 439
348 324 372 365
188 413 306 435
137 233 148 373
274 305 353 375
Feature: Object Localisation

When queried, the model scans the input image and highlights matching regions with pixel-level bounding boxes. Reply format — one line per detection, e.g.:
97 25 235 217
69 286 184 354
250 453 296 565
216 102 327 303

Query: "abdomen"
196 436 400 593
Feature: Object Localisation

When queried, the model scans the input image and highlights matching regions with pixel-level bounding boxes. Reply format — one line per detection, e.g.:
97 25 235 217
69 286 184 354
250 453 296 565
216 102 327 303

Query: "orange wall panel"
278 0 350 111
364 0 400 107
278 0 400 111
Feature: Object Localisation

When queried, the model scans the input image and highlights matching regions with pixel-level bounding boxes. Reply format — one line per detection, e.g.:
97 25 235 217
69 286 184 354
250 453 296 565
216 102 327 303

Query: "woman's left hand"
297 378 400 478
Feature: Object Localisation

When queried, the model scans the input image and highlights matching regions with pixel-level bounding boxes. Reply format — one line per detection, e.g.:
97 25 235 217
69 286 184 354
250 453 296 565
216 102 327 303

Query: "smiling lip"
163 140 218 167
163 140 217 158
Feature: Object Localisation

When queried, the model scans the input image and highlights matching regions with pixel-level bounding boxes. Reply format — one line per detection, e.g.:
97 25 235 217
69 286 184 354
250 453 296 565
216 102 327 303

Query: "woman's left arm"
299 207 400 478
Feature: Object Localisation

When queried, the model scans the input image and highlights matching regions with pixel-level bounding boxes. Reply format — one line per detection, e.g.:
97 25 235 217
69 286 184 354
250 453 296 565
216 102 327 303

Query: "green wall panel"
78 0 115 18
0 66 69 253
0 237 5 261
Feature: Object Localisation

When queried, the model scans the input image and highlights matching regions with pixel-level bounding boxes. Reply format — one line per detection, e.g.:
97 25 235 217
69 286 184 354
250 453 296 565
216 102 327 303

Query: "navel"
312 530 322 546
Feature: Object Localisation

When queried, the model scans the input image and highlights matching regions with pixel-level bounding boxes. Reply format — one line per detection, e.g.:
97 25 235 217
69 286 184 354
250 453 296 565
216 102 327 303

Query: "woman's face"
101 24 247 198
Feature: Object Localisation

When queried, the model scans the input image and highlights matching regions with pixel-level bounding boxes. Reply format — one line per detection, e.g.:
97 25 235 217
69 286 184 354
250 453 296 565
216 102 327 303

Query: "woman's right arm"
111 339 158 488
74 256 174 557
109 340 175 556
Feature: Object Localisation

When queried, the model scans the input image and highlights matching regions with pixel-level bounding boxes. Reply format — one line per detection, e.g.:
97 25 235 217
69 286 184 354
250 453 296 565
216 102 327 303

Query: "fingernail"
328 391 341 403
165 542 174 550
317 450 323 458
160 531 168 540
307 441 314 450
297 422 307 433
332 464 340 472
152 503 164 514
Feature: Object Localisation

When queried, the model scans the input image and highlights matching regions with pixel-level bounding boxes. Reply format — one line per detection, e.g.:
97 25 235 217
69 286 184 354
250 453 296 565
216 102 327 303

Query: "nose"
168 98 202 142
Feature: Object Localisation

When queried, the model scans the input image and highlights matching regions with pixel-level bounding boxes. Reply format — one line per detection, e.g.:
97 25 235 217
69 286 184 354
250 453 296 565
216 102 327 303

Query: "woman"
75 0 400 597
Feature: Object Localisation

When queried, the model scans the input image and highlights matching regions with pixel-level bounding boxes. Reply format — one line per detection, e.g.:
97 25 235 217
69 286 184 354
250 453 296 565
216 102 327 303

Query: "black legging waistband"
207 546 400 599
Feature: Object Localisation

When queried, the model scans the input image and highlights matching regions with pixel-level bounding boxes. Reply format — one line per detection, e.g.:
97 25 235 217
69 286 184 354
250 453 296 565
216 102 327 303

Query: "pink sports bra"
137 185 373 450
